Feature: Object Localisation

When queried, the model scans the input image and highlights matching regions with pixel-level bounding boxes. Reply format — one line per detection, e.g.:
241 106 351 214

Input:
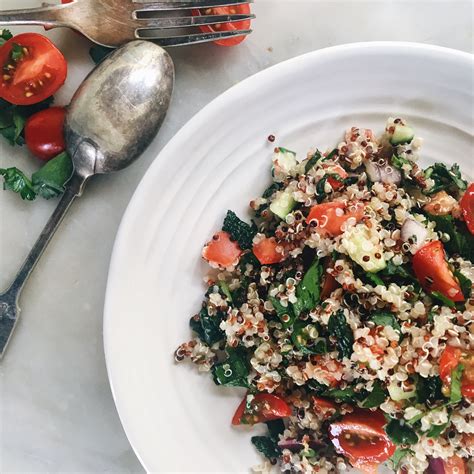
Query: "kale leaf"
222 210 257 250
212 347 249 387
385 418 419 445
424 163 467 195
416 376 445 404
328 310 354 359
293 259 322 316
362 380 387 408
251 436 281 459
189 307 224 345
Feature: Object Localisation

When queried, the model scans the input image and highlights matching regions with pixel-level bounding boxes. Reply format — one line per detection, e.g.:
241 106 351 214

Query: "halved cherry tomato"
443 455 467 474
323 163 348 191
191 4 251 47
329 409 395 473
24 106 66 161
312 396 337 411
252 236 285 265
232 393 292 425
0 33 67 105
439 346 474 399
306 202 364 237
412 240 464 302
202 231 242 267
460 183 474 235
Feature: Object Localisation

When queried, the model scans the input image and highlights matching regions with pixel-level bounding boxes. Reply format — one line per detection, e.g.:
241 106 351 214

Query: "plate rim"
103 41 473 472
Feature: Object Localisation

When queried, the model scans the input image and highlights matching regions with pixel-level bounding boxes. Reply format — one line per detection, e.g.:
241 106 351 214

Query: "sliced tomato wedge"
191 4 251 47
443 455 467 474
312 396 337 411
323 163 348 191
0 33 67 105
439 346 474 399
252 236 285 265
232 393 292 425
412 240 464 302
329 409 395 472
321 259 340 300
25 106 66 161
460 183 474 235
306 202 364 236
202 231 242 267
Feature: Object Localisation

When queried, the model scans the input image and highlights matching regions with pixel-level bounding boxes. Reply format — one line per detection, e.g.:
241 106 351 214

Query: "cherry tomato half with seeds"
191 4 252 47
0 33 67 105
232 393 292 425
412 240 464 302
460 183 474 235
329 409 395 473
25 106 66 161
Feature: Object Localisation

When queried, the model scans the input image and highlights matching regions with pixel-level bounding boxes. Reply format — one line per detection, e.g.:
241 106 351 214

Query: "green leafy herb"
426 213 474 261
251 436 281 459
426 421 449 438
416 376 445 404
366 272 384 287
304 149 321 173
212 347 249 387
0 167 36 200
291 320 327 355
222 210 256 250
450 364 464 404
328 310 354 359
362 380 387 408
189 307 224 345
218 281 233 302
430 291 456 309
277 146 295 155
266 419 285 440
10 43 24 61
324 148 339 161
385 418 419 445
380 260 418 286
0 29 13 46
391 154 412 170
89 44 114 64
370 312 402 334
269 296 295 329
454 270 472 300
321 386 367 403
293 260 322 316
390 448 413 470
315 176 329 203
424 163 467 195
32 152 73 199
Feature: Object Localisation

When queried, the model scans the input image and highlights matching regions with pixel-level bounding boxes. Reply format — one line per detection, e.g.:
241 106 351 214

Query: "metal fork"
0 0 254 47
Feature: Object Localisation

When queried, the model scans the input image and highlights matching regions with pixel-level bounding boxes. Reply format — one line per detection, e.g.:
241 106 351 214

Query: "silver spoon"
0 41 174 358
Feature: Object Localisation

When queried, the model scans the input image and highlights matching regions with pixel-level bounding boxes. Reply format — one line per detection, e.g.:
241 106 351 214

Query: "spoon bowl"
66 41 174 178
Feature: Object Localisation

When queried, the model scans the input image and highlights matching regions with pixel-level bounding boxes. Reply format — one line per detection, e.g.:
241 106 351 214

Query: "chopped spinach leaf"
426 213 474 261
189 307 224 345
454 270 472 300
385 418 418 445
32 152 73 199
328 310 354 359
322 386 367 403
251 436 281 459
291 320 327 355
424 163 467 195
0 167 36 200
212 347 249 387
380 260 418 285
269 296 295 329
266 419 285 440
222 210 256 250
450 364 464 404
293 259 322 316
430 291 455 309
366 272 384 287
370 312 401 334
362 380 387 408
305 149 321 173
416 376 445 404
315 176 329 203
89 44 114 64
390 448 413 470
426 421 449 438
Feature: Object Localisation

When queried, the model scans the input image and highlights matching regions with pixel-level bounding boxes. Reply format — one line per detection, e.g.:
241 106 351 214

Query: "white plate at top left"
103 42 473 472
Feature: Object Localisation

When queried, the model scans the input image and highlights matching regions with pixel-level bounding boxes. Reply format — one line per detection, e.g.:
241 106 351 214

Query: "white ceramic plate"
104 42 473 473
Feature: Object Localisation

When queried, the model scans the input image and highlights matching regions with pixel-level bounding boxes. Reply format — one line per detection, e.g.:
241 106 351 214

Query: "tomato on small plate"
460 183 474 235
412 240 464 302
25 106 66 161
329 409 395 473
191 4 252 46
0 33 67 105
232 393 292 425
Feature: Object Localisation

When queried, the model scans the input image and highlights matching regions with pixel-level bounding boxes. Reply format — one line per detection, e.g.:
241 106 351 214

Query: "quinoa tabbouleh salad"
175 118 474 474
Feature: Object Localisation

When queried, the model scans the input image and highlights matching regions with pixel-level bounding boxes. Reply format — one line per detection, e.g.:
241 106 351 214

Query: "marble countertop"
1 1 472 472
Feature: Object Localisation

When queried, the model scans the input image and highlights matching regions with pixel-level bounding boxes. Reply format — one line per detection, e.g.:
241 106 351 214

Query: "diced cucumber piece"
388 381 416 401
389 124 415 146
342 225 386 272
270 188 296 219
272 148 298 182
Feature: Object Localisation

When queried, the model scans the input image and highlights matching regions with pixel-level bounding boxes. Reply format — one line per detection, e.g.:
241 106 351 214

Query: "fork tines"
133 0 253 13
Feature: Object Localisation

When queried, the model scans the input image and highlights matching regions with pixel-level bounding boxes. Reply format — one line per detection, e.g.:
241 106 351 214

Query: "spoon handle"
0 173 86 356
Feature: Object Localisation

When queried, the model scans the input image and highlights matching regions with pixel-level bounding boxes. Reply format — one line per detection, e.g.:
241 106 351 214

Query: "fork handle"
0 3 73 27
